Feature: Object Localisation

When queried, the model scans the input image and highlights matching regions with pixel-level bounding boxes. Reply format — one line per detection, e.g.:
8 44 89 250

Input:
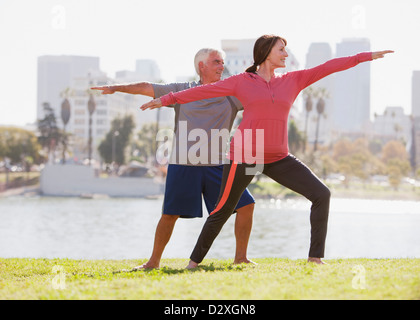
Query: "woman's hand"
372 50 394 60
140 98 162 110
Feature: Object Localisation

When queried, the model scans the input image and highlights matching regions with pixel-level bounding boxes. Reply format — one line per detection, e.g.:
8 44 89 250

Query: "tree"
60 88 72 164
382 140 411 190
382 140 409 164
332 138 376 187
332 138 353 159
288 119 305 155
302 86 329 152
313 88 329 152
0 131 9 160
0 127 42 169
302 88 313 152
98 115 135 165
134 122 160 163
37 102 62 163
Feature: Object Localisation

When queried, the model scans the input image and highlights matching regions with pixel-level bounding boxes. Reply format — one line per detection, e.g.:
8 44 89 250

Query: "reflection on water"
0 196 419 260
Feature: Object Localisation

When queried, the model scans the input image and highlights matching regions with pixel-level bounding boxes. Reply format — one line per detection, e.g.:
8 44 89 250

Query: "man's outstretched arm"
91 82 155 97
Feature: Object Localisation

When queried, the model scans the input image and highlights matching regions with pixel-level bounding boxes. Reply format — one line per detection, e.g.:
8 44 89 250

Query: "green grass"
1 258 419 300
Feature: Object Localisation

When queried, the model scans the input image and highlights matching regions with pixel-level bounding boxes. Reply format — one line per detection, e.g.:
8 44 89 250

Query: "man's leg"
138 165 203 270
234 203 255 264
133 214 179 269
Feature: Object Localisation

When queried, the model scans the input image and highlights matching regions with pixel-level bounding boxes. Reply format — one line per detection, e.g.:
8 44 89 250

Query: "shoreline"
1 183 419 202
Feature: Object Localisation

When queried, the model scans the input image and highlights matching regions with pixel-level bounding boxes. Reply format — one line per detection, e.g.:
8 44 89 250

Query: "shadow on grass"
68 262 250 279
114 262 247 275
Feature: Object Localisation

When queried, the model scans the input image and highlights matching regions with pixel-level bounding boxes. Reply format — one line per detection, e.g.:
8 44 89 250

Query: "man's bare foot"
307 257 326 264
185 260 199 269
131 261 159 271
233 258 258 265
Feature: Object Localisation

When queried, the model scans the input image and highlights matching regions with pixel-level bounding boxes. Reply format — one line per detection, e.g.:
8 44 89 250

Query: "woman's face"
266 39 288 68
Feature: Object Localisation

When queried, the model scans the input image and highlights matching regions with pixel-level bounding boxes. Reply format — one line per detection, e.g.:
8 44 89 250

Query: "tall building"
67 70 139 161
37 55 170 163
37 55 100 126
412 71 420 118
411 71 420 170
221 39 254 75
115 61 174 129
333 38 371 133
304 43 334 146
135 59 162 82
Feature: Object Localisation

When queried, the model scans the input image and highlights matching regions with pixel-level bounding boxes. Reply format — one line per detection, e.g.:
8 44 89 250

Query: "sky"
1 0 419 126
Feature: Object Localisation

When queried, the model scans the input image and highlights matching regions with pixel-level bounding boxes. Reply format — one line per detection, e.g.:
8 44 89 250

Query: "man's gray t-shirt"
153 81 243 166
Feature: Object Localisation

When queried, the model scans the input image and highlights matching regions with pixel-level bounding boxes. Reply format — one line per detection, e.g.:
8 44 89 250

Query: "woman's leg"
189 161 256 264
263 155 331 259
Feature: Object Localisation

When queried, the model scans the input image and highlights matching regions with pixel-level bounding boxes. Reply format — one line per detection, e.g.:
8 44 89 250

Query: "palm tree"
302 88 313 153
60 89 72 164
313 97 325 152
313 87 329 152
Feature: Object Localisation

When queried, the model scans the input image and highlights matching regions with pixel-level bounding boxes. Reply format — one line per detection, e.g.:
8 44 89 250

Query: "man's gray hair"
194 48 226 75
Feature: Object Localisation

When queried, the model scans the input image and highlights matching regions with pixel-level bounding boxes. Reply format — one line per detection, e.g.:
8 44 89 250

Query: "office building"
411 71 420 169
37 55 172 163
373 106 411 143
115 62 174 129
37 55 100 126
333 38 371 133
412 71 420 118
304 42 334 146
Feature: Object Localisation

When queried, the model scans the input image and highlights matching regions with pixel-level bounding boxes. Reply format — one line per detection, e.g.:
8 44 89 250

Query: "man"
92 48 255 269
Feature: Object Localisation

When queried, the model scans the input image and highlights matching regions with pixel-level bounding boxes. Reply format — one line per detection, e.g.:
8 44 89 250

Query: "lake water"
0 196 419 260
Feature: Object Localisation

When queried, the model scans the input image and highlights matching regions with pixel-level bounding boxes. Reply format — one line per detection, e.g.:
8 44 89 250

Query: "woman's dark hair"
245 34 287 73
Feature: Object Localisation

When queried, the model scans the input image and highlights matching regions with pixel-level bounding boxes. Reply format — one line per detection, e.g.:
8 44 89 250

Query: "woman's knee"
312 184 331 203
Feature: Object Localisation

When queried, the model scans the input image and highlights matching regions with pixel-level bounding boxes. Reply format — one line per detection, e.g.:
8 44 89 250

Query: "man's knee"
236 203 255 215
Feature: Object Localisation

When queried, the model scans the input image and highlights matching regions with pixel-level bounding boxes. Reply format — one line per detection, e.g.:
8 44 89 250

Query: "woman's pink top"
160 52 373 164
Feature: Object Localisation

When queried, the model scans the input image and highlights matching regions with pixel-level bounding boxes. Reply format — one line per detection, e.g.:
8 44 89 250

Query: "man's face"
200 52 225 84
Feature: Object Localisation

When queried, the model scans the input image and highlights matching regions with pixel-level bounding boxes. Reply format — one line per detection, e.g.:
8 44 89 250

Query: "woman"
141 34 393 267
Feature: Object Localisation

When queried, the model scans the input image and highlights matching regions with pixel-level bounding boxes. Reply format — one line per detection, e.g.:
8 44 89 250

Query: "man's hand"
372 50 394 60
91 86 116 95
140 98 162 110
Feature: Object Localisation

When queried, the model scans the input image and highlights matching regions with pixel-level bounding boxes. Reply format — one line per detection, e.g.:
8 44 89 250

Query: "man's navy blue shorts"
162 164 255 218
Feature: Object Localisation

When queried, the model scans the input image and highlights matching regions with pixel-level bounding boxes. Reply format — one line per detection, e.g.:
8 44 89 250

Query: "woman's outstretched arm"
295 50 394 90
140 75 239 110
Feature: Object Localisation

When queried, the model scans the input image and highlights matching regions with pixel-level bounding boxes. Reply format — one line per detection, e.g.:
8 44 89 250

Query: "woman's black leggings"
190 154 331 263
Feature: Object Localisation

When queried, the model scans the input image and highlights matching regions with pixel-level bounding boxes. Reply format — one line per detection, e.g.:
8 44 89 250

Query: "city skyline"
1 0 419 126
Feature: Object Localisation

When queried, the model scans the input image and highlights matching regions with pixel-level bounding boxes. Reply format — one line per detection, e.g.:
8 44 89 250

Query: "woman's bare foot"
307 257 326 264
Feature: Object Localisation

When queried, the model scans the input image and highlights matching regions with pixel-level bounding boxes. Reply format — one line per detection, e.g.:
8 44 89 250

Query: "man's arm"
91 82 155 97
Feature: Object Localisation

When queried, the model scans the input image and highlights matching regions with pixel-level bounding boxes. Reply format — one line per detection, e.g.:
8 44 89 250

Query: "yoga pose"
93 48 255 269
141 34 393 267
